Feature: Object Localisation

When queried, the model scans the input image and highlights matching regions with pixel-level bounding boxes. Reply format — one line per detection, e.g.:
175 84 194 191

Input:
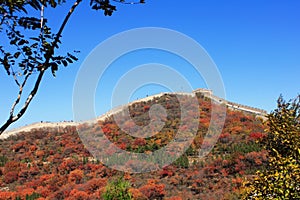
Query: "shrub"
0 155 8 167
243 95 300 199
173 154 189 168
4 171 18 184
102 178 132 200
139 179 165 199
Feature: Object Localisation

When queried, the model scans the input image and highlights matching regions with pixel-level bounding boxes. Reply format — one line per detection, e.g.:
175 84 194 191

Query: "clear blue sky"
1 0 299 129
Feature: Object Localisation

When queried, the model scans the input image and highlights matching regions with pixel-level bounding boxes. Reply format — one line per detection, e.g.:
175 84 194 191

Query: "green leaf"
30 37 40 42
67 53 78 61
66 58 73 63
50 0 58 8
18 39 28 46
14 52 21 59
62 60 68 67
28 0 41 10
51 63 58 76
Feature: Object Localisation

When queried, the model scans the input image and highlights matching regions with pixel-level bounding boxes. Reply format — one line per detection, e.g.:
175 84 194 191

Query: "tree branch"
12 73 21 87
0 0 82 134
10 71 31 117
4 20 28 80
50 0 82 61
11 68 45 123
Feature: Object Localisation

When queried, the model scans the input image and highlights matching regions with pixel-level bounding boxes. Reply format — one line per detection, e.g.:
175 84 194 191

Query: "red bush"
249 132 265 140
68 169 84 184
167 196 183 200
139 179 165 199
66 189 89 200
4 171 18 184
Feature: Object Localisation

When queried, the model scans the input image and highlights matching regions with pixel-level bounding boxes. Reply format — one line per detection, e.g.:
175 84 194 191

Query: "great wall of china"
0 89 267 140
193 88 267 116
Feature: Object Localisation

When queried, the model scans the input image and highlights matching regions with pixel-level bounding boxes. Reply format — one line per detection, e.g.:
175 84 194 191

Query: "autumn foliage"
0 92 268 199
243 95 300 199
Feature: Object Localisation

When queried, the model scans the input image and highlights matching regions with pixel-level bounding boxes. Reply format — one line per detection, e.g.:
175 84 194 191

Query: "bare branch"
40 4 44 29
10 71 31 117
11 69 44 123
12 73 21 87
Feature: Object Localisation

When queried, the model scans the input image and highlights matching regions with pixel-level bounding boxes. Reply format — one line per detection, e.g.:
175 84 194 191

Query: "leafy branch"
0 0 144 134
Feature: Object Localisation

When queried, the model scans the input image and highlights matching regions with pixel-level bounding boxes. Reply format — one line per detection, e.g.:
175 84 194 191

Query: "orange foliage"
35 150 45 158
58 158 77 174
36 186 51 198
12 141 27 152
29 145 37 151
66 189 89 200
128 188 147 200
16 188 35 199
133 138 146 146
139 179 165 199
4 171 18 184
0 191 16 200
68 169 84 184
167 197 183 200
0 93 268 199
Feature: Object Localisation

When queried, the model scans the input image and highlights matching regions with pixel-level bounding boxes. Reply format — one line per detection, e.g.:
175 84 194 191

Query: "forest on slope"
0 92 268 199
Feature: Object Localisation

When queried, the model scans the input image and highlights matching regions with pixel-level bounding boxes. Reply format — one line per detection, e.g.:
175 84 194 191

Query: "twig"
10 72 31 117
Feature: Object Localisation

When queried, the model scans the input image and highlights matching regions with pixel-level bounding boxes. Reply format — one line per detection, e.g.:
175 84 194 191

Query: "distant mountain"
0 89 268 199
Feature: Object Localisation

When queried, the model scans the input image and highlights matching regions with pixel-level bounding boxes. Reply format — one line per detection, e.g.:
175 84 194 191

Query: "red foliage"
35 150 45 158
249 132 265 140
230 126 243 134
12 141 27 152
139 179 165 199
144 105 150 111
118 142 127 150
128 188 147 200
0 93 269 199
245 151 267 166
16 188 35 199
234 158 246 174
68 169 84 184
36 186 51 198
29 145 37 151
159 167 174 178
133 138 146 146
4 161 20 173
0 191 16 200
66 189 89 200
167 196 183 200
80 178 107 193
58 158 78 174
4 171 18 184
199 118 210 128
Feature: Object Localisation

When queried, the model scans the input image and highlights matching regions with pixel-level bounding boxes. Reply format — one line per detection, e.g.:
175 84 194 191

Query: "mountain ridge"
0 88 267 140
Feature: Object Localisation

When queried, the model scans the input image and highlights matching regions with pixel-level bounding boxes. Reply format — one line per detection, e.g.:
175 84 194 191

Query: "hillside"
0 89 266 140
0 90 268 199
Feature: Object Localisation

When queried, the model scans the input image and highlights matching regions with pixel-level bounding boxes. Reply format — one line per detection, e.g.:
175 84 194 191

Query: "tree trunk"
0 118 13 134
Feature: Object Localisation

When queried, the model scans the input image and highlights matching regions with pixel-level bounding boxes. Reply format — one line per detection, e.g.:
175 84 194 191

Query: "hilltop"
0 89 268 199
0 89 267 140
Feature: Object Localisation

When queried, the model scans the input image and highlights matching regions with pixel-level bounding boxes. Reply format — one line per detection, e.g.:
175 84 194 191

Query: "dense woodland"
0 92 268 199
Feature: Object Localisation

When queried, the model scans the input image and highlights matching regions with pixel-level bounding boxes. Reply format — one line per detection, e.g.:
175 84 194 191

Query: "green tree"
102 177 132 200
243 95 300 199
0 0 145 134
